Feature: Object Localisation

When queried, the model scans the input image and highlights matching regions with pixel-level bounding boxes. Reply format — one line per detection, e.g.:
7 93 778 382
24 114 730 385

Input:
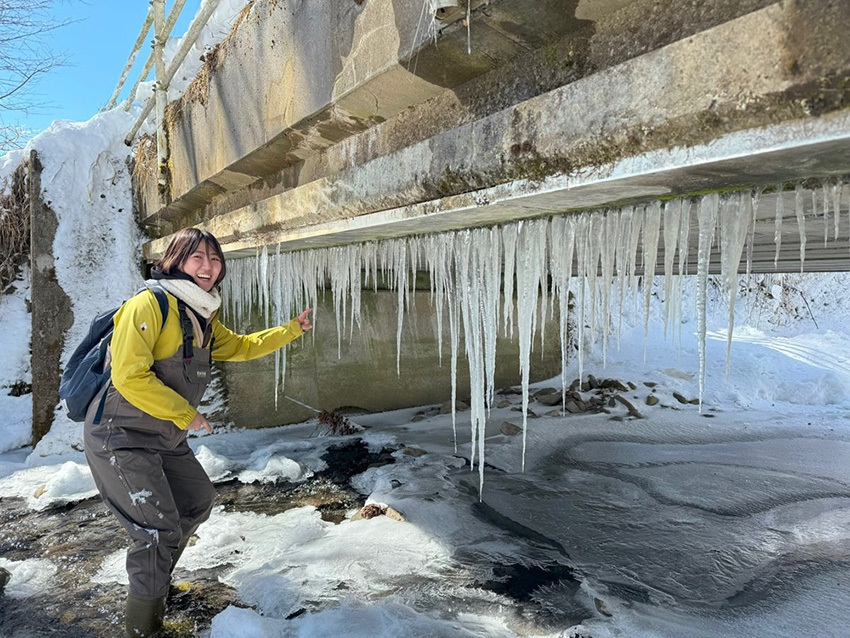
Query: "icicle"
476 227 502 412
600 211 619 366
676 199 691 348
797 185 807 274
719 193 750 379
549 215 575 408
574 215 589 386
641 202 661 360
823 184 830 248
833 180 842 241
745 189 759 278
696 193 719 409
774 184 784 269
501 224 518 339
515 220 545 472
614 206 633 348
585 213 603 352
394 240 409 375
662 200 681 340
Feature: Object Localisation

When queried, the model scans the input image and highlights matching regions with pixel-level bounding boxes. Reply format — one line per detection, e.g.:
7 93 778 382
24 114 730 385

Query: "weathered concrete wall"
145 0 850 262
220 285 563 428
143 0 586 226
28 151 72 444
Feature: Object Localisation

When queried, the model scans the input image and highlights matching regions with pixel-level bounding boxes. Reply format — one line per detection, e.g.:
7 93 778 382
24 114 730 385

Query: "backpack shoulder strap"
149 285 169 329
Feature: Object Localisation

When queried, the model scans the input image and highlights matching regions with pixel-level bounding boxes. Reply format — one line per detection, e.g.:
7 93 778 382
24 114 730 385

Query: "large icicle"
662 200 681 340
641 202 661 359
515 220 545 472
719 192 751 378
600 211 619 366
696 193 719 408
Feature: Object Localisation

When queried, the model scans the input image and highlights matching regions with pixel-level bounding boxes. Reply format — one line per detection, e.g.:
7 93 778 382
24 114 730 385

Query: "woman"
83 228 312 637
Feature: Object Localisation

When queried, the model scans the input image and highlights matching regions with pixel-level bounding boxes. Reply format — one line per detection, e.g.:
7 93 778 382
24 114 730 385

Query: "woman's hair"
156 228 227 286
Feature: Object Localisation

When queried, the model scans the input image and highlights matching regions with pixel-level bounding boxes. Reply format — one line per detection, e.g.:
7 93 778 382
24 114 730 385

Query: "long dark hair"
155 228 227 286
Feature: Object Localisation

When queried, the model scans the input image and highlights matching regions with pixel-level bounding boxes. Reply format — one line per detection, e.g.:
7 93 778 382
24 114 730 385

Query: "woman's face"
181 240 222 292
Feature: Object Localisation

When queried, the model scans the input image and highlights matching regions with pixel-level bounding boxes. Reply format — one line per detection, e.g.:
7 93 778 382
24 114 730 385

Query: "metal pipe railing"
153 0 167 185
122 0 189 112
124 0 223 146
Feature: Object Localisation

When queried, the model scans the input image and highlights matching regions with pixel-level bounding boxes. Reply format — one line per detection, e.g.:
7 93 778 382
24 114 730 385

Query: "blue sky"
20 0 201 137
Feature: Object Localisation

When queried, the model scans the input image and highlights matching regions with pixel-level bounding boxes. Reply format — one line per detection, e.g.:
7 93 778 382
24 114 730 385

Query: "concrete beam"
140 0 588 222
146 1 850 273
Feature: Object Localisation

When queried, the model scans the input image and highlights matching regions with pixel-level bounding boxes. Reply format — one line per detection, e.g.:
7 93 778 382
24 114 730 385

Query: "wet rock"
565 400 583 414
402 446 426 457
411 414 426 422
673 392 690 404
0 566 10 594
510 407 539 418
496 399 512 409
587 374 599 389
546 410 563 417
498 386 522 395
390 479 403 489
501 421 523 436
534 387 558 397
689 398 701 405
440 400 469 414
627 381 637 390
644 381 657 388
610 415 625 422
608 397 616 407
646 395 660 406
600 379 629 392
535 391 562 406
614 395 644 419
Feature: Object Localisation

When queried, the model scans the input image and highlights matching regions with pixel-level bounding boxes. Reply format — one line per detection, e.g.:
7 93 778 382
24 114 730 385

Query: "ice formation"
219 180 849 493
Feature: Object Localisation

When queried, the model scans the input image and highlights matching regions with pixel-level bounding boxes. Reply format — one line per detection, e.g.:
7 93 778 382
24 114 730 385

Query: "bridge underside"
137 0 850 274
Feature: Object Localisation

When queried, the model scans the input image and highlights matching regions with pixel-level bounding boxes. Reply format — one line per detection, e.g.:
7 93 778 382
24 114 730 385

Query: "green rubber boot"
125 594 165 637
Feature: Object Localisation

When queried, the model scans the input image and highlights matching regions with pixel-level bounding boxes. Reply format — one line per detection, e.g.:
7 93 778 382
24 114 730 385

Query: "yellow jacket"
110 288 303 429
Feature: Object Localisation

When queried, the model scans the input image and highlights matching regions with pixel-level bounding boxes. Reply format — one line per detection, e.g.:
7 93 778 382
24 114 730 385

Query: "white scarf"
146 278 222 320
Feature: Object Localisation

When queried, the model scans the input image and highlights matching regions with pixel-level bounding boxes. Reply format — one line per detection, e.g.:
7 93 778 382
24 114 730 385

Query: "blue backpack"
59 286 169 423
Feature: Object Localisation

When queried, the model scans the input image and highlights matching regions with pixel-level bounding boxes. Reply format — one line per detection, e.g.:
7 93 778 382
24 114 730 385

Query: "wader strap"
177 301 194 361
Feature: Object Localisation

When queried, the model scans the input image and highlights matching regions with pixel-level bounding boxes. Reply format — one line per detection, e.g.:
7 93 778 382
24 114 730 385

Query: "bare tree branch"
0 0 70 152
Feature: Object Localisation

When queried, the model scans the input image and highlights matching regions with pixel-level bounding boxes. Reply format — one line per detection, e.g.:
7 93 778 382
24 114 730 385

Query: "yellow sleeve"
109 291 197 429
211 317 304 362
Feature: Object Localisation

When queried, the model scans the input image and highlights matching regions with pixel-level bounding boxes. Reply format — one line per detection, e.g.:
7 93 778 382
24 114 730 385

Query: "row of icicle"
220 178 850 495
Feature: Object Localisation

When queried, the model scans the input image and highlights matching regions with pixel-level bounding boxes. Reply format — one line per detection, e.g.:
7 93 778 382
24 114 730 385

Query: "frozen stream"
470 407 850 637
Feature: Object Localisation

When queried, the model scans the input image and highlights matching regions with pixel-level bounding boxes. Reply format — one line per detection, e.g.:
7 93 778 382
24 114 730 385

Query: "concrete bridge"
127 0 850 429
27 0 850 440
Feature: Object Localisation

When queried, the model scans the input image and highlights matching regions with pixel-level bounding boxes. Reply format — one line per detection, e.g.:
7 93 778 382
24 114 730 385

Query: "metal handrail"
121 0 189 111
103 0 224 202
124 0 222 147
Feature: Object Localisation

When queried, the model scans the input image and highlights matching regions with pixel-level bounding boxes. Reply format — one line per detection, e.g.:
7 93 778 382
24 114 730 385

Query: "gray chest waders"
83 303 219 600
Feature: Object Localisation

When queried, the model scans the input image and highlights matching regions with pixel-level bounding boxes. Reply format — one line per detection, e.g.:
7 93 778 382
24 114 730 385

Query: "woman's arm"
211 316 306 362
109 291 198 428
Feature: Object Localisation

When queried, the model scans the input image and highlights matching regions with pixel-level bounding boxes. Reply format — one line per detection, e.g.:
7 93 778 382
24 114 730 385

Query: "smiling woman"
81 226 312 637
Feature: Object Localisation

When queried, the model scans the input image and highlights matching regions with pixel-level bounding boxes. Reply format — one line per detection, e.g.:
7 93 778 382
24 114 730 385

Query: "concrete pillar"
28 150 72 444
